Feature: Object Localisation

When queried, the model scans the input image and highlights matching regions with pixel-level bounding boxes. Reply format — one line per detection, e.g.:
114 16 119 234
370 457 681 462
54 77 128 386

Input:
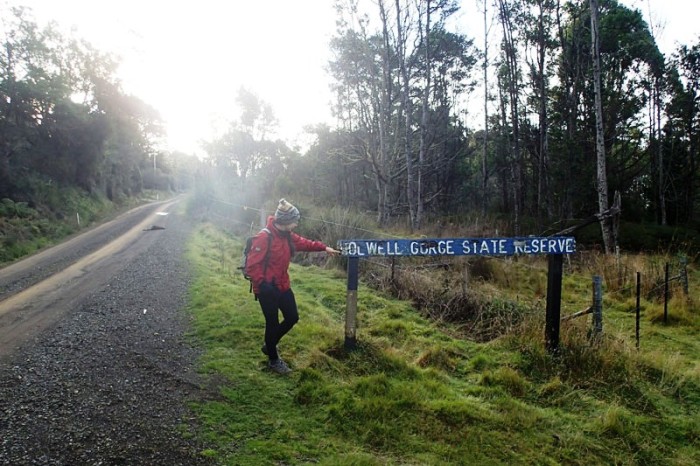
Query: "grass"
185 223 700 465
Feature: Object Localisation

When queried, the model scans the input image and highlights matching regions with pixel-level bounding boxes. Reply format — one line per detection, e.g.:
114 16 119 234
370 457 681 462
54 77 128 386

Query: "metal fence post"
344 256 359 351
592 275 603 337
680 256 689 296
664 263 669 324
545 254 563 353
635 272 641 350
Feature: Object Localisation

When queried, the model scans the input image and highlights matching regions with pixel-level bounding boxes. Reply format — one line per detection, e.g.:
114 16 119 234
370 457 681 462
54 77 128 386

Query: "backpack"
239 227 295 298
240 227 272 285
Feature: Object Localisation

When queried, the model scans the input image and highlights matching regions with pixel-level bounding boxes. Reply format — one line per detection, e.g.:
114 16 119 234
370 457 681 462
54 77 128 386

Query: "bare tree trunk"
376 181 389 225
589 0 614 253
686 117 698 224
655 78 666 225
498 0 522 234
377 0 394 226
482 0 489 216
535 0 550 227
416 0 433 230
555 0 575 219
497 77 511 212
395 0 417 230
644 4 667 226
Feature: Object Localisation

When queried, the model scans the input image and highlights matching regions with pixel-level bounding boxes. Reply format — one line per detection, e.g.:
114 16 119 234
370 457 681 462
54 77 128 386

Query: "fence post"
545 254 563 353
462 262 470 294
344 256 359 351
664 263 669 324
591 275 603 338
635 272 641 350
680 256 689 296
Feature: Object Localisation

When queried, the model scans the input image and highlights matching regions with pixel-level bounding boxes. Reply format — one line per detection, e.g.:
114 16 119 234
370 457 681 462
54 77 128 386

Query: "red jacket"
246 216 328 294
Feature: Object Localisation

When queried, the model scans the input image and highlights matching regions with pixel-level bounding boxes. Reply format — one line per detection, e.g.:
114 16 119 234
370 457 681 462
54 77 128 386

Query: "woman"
245 199 340 374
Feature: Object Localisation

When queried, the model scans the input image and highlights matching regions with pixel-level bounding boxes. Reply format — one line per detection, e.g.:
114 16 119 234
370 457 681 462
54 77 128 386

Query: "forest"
2 0 699 253
0 5 198 204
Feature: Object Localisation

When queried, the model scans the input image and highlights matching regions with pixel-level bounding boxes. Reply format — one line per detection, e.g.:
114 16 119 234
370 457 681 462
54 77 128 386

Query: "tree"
496 0 524 234
549 1 662 229
522 0 557 226
480 0 491 216
0 6 44 196
0 5 162 202
590 0 614 253
330 0 400 225
666 41 700 224
237 87 278 142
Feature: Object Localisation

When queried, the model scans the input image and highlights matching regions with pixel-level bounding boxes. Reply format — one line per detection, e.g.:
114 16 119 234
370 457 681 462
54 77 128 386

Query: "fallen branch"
561 306 592 321
548 203 621 237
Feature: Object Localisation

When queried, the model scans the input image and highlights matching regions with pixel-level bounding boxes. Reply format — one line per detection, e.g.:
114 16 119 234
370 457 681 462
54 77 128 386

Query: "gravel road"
0 201 216 465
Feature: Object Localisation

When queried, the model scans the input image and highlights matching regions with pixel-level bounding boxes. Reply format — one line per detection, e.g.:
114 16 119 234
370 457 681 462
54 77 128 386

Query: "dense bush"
0 179 149 265
575 220 700 255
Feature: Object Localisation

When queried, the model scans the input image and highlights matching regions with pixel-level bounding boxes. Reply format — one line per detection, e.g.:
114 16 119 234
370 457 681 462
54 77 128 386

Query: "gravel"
0 211 217 465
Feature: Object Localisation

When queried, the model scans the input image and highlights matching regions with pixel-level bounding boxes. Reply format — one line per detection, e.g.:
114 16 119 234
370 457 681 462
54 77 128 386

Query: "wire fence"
200 194 694 347
561 256 691 350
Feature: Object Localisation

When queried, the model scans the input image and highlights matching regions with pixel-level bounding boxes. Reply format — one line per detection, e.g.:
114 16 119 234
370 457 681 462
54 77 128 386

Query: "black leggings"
257 288 299 361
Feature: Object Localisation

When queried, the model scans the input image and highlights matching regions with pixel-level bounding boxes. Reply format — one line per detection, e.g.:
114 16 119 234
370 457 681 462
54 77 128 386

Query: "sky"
5 0 699 157
9 0 339 155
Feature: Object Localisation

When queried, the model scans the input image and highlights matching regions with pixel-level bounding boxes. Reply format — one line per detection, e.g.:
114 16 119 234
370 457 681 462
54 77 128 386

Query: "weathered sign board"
338 236 576 352
338 237 576 257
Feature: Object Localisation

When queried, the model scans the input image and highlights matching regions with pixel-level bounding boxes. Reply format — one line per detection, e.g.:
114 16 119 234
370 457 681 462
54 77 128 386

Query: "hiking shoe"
268 359 292 375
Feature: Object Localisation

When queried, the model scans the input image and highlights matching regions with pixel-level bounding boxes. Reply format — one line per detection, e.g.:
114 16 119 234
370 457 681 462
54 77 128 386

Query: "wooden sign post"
338 236 576 352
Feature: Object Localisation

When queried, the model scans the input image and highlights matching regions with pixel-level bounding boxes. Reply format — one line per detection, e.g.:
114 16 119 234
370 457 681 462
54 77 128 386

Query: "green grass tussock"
184 222 700 465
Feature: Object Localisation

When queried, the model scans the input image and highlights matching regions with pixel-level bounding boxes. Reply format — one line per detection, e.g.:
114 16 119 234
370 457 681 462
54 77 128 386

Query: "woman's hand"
325 246 341 256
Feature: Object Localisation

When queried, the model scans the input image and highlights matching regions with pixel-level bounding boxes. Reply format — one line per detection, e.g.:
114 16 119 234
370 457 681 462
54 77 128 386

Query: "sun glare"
9 0 696 156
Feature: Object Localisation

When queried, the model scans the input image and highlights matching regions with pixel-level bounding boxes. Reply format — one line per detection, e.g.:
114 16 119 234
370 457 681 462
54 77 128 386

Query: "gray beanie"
274 198 300 225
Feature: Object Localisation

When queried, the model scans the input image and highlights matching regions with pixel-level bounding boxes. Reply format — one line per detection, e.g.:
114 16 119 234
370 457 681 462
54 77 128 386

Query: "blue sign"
338 237 576 257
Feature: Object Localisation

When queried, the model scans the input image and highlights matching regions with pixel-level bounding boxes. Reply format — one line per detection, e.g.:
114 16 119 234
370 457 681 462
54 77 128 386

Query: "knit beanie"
274 198 300 225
